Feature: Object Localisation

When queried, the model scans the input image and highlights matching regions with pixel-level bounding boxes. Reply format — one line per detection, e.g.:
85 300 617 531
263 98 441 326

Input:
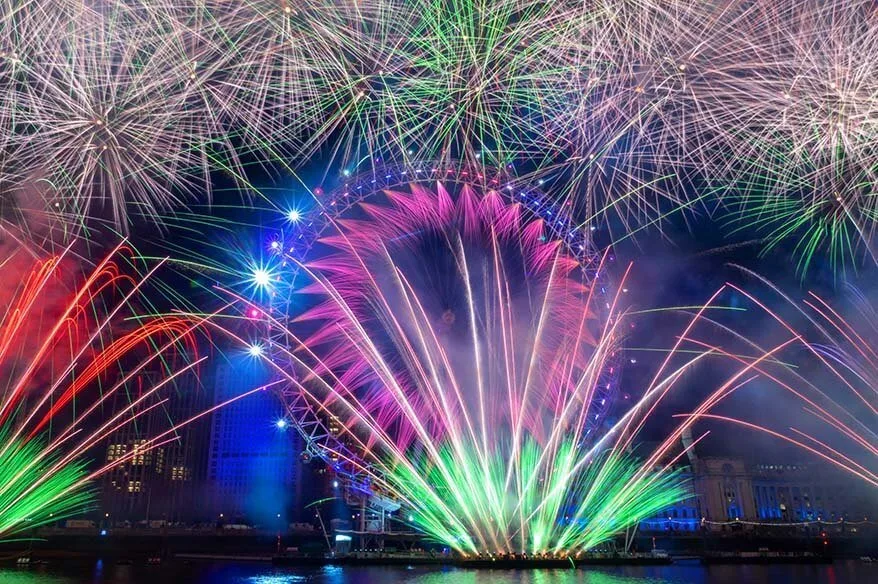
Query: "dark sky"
129 157 877 467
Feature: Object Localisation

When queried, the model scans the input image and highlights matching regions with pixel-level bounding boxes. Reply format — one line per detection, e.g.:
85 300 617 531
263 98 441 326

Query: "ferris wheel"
257 161 621 493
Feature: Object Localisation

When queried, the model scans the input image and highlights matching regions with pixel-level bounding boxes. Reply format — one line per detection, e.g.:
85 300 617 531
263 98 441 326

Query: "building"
100 364 212 525
640 448 876 533
208 357 304 526
695 457 755 523
738 461 870 524
639 475 701 533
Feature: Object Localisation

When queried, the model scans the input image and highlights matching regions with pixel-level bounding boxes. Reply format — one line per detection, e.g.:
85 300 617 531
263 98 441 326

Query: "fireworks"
288 0 712 233
0 0 705 235
0 430 92 537
692 271 878 487
213 179 784 555
6 0 878 557
692 0 878 271
3 0 876 259
291 1 580 165
0 240 266 538
0 1 291 231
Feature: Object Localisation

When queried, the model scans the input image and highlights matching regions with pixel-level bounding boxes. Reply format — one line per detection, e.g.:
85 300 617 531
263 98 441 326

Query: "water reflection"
408 567 704 584
0 570 73 584
247 575 308 584
0 561 873 584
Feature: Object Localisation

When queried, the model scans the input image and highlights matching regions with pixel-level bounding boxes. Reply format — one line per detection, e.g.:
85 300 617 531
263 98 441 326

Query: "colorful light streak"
207 181 786 556
0 241 272 539
675 269 878 489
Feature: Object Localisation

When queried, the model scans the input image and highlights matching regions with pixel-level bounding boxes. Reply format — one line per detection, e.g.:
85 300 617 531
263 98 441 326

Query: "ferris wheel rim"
261 160 621 486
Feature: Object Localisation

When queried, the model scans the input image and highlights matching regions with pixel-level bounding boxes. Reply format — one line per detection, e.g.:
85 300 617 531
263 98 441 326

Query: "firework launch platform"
270 552 673 568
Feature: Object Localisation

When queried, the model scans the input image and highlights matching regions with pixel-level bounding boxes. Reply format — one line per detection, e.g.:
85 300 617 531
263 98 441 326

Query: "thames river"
0 562 875 584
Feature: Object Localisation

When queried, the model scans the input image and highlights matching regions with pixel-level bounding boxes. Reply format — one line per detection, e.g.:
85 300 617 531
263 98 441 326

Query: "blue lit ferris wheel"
254 160 622 491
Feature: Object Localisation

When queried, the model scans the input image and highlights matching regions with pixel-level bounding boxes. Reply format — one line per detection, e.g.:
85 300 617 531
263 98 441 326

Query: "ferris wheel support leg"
359 497 367 552
380 507 386 552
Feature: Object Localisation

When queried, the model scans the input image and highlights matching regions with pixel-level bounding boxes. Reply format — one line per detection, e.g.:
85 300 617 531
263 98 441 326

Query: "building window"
171 466 190 481
106 443 127 462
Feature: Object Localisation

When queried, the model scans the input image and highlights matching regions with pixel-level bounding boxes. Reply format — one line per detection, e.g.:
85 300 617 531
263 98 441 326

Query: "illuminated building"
100 367 211 524
207 358 304 525
640 453 875 533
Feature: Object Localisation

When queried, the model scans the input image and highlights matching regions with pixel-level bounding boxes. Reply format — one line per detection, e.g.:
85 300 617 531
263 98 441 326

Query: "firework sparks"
0 239 268 538
1 1 711 234
202 180 783 555
292 1 580 165
683 269 878 487
690 0 878 272
0 1 286 231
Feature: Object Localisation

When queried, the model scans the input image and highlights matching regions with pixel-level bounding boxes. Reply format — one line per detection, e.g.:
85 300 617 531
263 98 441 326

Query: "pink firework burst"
280 181 613 456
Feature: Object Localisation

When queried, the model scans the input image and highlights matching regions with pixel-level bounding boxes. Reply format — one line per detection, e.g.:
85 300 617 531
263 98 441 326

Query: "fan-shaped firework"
201 179 788 555
0 239 265 538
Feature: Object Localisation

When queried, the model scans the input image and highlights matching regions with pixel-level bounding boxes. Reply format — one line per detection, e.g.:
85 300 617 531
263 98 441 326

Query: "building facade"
749 462 867 523
641 455 875 533
207 358 304 526
100 365 212 525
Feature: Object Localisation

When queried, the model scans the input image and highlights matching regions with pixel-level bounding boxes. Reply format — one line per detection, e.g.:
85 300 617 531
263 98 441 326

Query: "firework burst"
0 1 288 231
290 0 581 168
695 0 878 272
5 0 878 263
202 179 784 555
0 239 266 538
289 0 714 233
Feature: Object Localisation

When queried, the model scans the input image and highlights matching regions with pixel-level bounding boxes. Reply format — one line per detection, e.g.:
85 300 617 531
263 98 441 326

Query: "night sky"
117 156 876 467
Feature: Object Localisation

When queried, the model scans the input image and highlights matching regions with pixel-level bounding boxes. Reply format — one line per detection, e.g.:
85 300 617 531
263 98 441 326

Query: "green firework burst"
386 435 690 555
0 430 93 539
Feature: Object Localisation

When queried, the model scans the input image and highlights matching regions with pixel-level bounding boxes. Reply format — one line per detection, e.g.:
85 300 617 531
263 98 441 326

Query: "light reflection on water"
0 562 874 584
247 576 309 584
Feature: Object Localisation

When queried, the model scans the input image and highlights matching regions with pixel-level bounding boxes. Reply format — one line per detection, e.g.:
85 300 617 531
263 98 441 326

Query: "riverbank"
271 552 673 568
2 559 878 584
3 549 841 569
2 528 875 568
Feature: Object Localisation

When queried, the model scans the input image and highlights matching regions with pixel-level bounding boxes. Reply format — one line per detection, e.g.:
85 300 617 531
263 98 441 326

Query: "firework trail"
0 238 269 538
201 180 786 555
683 268 878 488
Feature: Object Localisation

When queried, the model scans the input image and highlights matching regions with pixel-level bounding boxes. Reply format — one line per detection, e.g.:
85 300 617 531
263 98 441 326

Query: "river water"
0 561 875 583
